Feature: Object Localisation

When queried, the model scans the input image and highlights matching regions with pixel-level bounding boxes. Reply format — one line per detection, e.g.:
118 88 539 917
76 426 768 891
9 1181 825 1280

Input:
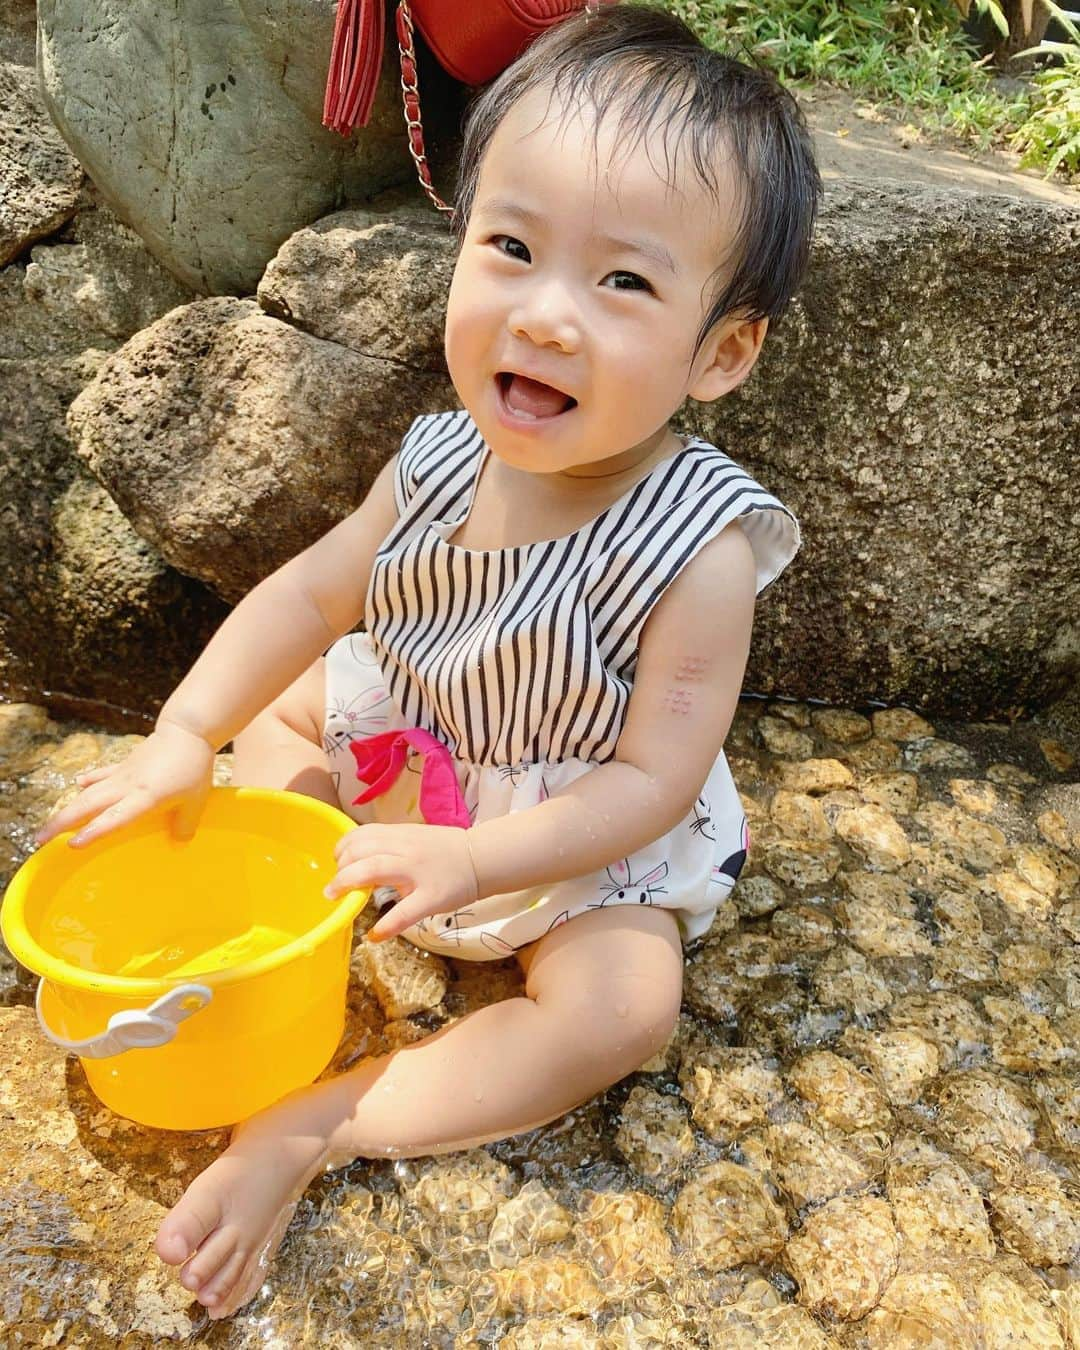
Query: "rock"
769 790 832 841
1039 738 1076 774
988 761 1039 787
842 737 902 773
865 1271 979 1347
834 803 912 869
677 1046 783 1141
577 1191 675 1297
770 902 835 951
1032 1075 1080 1160
983 869 1055 922
492 1254 603 1318
902 737 976 772
934 1071 1038 1166
759 837 844 888
977 1270 1066 1349
0 61 83 265
913 801 1009 871
768 700 812 727
783 1195 899 1320
671 1162 788 1270
950 778 1000 815
812 943 894 1017
353 937 447 1019
990 1171 1080 1267
872 709 936 741
886 1136 995 1257
835 870 931 957
1012 843 1078 899
810 707 871 743
0 197 225 712
859 770 919 815
888 994 989 1072
763 1120 874 1208
405 1152 516 1240
733 873 787 918
703 1278 840 1348
786 1050 892 1132
37 0 463 293
757 716 814 759
486 1180 571 1269
838 1027 940 1106
984 995 1071 1073
774 758 854 794
0 1008 208 1340
614 1085 695 1179
68 294 452 600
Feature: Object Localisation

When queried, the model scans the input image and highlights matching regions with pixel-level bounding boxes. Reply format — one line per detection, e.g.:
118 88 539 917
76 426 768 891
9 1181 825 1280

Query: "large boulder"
36 0 464 294
0 196 229 717
66 184 1080 717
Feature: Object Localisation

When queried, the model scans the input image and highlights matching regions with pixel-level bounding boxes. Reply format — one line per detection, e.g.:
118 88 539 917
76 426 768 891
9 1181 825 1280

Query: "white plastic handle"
35 980 213 1059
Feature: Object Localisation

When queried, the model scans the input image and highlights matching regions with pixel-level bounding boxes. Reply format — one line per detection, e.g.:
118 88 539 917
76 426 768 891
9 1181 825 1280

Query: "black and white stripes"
365 410 800 768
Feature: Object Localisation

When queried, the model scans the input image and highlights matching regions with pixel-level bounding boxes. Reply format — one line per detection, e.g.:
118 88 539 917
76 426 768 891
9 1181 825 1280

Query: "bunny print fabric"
322 411 799 960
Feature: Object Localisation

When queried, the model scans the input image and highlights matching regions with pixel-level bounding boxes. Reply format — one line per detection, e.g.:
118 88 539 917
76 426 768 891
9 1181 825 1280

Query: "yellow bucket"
0 787 369 1131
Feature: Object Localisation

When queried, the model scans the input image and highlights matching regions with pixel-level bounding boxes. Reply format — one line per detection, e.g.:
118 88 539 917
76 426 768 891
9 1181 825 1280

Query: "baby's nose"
509 282 582 352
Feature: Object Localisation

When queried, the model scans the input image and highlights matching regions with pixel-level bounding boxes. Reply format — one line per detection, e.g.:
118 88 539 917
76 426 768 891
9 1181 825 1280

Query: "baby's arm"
465 520 758 897
37 456 401 846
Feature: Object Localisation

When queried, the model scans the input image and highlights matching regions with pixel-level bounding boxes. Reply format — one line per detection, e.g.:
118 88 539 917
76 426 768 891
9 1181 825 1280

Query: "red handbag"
323 0 610 214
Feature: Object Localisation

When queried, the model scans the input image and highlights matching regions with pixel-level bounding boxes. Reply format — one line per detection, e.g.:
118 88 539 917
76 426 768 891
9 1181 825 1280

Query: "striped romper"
323 410 800 960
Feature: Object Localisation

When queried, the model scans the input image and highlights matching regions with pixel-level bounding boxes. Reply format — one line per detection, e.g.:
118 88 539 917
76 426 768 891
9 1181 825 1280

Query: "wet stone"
903 737 977 772
990 1170 1080 1267
491 1254 604 1318
812 943 894 1016
977 1269 1067 1350
1032 1074 1080 1160
913 801 1009 871
984 996 1071 1074
353 936 448 1019
614 1085 695 1179
577 1190 675 1297
811 707 872 744
733 873 787 918
678 1045 784 1142
775 758 855 794
770 902 835 951
757 716 815 759
934 1071 1038 1163
671 1162 788 1271
759 837 844 887
834 803 912 870
486 1180 570 1270
859 770 919 815
840 737 903 774
836 870 931 958
872 708 935 741
787 1050 891 1132
770 790 832 841
887 991 990 1071
886 1135 995 1257
704 1277 841 1348
763 1120 874 1208
768 700 812 728
784 1194 899 1321
865 1271 979 1348
984 868 1055 922
988 761 1040 787
1037 808 1074 853
838 1027 940 1106
1013 842 1078 899
1039 739 1076 774
949 778 1000 815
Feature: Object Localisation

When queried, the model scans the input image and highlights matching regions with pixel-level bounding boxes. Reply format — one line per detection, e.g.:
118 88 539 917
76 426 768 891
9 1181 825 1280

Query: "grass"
662 0 1078 179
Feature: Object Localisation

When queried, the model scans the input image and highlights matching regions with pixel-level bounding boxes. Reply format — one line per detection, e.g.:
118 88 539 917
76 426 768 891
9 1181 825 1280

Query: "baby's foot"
154 1098 332 1318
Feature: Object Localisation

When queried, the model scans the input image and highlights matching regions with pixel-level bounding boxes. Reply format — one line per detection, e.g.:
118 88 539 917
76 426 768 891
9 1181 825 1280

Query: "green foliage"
662 0 1076 177
1011 2 1080 175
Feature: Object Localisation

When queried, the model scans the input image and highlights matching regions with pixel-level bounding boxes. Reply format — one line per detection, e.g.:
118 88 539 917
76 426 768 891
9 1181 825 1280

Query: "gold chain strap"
396 0 454 218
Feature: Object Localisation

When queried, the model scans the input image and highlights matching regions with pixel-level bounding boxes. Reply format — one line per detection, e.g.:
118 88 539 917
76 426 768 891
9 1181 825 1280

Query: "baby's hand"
35 719 216 848
326 823 479 943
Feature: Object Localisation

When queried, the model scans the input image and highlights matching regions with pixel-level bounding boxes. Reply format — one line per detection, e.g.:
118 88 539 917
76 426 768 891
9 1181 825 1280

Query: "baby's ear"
687 315 768 403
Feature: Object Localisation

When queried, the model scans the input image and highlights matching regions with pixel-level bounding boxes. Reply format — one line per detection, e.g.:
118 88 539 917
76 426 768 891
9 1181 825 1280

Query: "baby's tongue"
504 373 570 418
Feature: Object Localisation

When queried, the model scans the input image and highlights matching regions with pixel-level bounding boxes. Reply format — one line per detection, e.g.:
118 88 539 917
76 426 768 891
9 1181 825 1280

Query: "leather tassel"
322 0 385 134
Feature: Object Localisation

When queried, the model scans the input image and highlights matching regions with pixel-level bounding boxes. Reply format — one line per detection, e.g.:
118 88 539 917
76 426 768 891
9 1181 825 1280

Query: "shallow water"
0 696 1077 1346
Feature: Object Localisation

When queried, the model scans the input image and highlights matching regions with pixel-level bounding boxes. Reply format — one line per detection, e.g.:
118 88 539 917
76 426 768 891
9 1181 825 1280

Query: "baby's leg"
155 904 683 1317
229 657 338 807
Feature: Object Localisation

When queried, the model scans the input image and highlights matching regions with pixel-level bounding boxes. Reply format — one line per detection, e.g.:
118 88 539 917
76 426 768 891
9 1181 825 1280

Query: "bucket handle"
35 981 213 1059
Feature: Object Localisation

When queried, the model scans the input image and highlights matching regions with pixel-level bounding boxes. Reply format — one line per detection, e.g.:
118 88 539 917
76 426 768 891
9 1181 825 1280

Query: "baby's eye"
604 271 653 294
491 234 530 263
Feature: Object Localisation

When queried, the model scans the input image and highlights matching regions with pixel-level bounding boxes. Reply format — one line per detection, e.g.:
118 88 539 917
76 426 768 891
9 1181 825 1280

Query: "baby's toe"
179 1226 239 1293
198 1246 252 1311
155 1188 225 1267
209 1251 266 1320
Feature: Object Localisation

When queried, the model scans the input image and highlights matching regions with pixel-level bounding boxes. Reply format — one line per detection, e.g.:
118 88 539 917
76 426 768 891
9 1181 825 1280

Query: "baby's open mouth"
498 372 578 420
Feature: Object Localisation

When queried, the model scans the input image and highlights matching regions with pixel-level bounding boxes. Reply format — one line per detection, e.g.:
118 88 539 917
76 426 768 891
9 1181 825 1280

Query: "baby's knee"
565 969 682 1081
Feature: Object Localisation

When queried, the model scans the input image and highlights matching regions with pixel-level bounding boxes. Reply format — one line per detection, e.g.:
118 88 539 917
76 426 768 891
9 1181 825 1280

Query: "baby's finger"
324 856 414 901
366 891 440 943
35 783 124 845
68 794 152 849
73 763 117 788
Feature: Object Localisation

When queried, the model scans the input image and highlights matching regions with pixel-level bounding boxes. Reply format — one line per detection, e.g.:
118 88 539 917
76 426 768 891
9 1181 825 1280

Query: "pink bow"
349 728 470 828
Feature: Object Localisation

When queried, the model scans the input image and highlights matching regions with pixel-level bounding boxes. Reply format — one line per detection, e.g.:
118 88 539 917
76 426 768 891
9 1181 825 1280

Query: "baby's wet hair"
453 3 822 353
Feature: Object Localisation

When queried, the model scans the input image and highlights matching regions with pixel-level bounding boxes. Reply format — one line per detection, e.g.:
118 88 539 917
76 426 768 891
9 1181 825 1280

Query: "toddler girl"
38 2 819 1318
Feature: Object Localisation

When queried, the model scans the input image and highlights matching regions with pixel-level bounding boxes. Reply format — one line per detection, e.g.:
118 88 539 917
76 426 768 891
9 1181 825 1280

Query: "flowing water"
0 696 1077 1347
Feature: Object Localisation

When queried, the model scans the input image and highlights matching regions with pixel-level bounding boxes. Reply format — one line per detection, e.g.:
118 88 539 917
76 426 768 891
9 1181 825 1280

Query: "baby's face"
445 85 742 476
